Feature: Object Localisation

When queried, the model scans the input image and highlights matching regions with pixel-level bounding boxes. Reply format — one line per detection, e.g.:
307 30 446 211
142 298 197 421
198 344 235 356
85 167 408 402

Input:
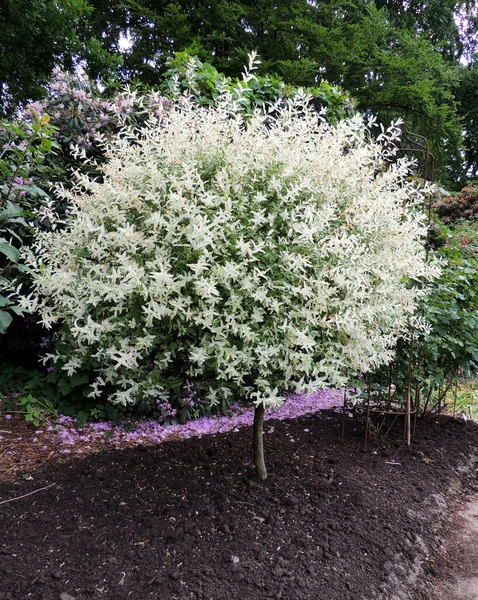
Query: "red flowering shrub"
433 185 478 224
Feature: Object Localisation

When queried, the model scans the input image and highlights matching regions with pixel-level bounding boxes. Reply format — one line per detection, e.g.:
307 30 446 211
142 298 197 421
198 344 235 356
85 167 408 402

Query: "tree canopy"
0 0 119 116
0 0 477 186
75 0 478 186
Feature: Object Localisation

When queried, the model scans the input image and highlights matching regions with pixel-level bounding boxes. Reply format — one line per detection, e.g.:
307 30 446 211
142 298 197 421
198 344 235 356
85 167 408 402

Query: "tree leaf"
69 373 90 388
0 310 13 332
0 201 24 220
0 242 20 262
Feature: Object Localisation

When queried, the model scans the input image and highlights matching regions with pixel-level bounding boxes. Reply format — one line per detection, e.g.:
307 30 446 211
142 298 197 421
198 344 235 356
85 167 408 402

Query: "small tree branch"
0 483 55 506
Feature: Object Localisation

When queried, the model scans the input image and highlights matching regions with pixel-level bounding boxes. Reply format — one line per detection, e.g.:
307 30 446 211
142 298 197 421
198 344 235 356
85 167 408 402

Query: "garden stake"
413 345 424 440
438 385 442 426
364 374 372 449
341 387 347 440
453 376 458 419
404 333 414 447
386 364 393 433
413 384 419 440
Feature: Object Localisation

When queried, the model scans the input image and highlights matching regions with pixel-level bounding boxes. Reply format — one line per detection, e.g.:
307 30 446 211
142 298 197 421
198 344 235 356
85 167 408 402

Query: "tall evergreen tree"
78 0 474 184
0 0 119 115
1 0 475 184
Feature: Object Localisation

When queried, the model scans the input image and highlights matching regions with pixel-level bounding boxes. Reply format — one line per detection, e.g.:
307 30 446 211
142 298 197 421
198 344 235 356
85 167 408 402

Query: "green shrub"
373 219 478 414
0 113 58 332
161 51 355 123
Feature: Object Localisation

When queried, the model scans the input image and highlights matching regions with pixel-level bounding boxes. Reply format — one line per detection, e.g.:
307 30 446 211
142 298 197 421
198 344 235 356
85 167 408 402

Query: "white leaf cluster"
23 90 440 408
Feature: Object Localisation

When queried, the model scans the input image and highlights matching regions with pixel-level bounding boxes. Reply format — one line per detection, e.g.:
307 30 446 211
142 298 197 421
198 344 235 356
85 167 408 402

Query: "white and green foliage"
23 76 439 409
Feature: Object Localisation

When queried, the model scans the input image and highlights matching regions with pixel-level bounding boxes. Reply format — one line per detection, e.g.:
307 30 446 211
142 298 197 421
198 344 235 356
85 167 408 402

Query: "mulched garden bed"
0 409 477 600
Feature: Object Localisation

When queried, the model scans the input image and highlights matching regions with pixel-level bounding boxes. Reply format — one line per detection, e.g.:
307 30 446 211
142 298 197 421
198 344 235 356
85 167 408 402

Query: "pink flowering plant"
23 56 439 422
22 69 172 188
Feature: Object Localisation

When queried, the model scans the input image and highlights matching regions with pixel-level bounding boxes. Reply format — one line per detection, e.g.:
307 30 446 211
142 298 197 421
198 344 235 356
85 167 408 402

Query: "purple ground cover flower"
42 389 343 454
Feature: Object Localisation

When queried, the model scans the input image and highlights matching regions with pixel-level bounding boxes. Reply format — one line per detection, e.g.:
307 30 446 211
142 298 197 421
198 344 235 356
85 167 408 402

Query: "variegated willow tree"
23 59 439 479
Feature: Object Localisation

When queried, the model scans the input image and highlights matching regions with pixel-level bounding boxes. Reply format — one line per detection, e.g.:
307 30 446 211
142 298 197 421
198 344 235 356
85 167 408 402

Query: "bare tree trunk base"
253 403 267 480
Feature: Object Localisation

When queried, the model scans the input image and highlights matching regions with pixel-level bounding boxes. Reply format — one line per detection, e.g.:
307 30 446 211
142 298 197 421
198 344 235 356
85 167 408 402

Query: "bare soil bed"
0 410 477 600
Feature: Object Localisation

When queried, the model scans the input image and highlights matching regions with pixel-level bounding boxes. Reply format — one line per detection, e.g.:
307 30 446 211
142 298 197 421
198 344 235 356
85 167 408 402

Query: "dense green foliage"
0 361 122 426
373 219 478 414
73 0 477 186
455 62 478 180
419 222 478 405
1 1 476 184
161 52 355 122
0 114 58 332
0 0 121 116
79 1 477 78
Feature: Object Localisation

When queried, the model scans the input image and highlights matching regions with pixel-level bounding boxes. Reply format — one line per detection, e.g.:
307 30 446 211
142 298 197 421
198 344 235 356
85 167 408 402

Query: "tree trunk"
253 403 267 480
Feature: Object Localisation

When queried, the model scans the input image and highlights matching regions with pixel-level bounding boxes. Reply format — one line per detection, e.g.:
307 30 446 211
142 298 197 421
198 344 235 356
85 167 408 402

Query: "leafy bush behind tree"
372 218 478 414
0 114 59 332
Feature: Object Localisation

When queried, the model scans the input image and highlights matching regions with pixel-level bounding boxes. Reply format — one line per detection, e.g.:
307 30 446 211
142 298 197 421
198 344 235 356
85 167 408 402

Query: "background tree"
0 0 120 116
1 0 476 184
374 0 478 61
455 63 478 181
72 0 475 186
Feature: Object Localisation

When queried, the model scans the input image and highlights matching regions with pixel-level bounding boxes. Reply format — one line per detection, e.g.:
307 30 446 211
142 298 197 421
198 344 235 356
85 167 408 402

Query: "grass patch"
448 379 478 421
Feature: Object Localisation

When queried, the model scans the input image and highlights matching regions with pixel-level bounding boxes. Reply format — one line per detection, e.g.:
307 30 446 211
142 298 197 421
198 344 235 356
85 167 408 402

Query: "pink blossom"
40 389 342 454
8 390 343 460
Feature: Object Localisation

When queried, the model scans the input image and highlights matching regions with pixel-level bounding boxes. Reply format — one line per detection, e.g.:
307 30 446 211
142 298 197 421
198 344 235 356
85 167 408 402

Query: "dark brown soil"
0 410 477 600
